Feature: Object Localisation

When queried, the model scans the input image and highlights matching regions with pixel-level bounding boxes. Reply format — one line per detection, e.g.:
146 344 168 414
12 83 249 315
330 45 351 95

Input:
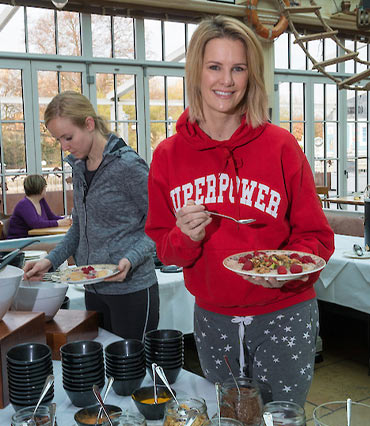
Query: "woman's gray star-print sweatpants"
194 299 319 407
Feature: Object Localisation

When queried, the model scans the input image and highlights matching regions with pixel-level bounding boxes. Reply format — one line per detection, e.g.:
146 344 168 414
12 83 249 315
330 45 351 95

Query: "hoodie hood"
176 108 267 152
175 108 268 184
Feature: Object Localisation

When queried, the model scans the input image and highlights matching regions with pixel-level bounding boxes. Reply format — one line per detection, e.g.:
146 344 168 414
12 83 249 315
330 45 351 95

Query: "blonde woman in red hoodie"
145 15 334 406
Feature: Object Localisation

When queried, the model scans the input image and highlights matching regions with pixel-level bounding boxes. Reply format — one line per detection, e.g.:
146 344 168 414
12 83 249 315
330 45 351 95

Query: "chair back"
316 186 330 208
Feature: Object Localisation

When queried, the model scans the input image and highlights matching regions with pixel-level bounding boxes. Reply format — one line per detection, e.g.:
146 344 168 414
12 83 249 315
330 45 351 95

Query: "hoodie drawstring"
221 147 243 221
231 315 254 376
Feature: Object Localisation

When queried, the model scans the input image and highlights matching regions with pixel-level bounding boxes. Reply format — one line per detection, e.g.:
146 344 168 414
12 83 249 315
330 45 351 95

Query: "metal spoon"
205 210 256 225
49 402 56 426
263 411 274 426
184 410 198 426
28 374 54 426
151 363 158 404
155 366 180 406
95 376 114 426
353 244 363 256
92 384 114 426
215 382 221 426
347 398 352 426
223 355 240 396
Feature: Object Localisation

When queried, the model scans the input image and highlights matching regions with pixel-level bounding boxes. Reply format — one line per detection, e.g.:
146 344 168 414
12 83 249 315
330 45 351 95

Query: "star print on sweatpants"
193 299 319 407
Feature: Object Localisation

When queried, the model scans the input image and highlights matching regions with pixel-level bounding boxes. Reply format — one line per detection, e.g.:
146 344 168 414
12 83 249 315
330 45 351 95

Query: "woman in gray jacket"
24 91 159 340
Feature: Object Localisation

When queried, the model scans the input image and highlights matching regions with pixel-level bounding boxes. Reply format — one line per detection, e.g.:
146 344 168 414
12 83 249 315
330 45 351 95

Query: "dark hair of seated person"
23 174 47 196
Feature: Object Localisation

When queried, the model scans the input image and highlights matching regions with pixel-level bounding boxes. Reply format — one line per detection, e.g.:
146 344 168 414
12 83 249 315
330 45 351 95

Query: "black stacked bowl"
145 329 183 385
60 340 105 407
104 339 146 396
7 343 53 411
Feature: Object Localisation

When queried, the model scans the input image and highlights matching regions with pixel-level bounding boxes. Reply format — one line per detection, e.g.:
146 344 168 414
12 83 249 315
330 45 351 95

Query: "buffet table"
0 328 217 425
315 234 370 314
67 269 195 334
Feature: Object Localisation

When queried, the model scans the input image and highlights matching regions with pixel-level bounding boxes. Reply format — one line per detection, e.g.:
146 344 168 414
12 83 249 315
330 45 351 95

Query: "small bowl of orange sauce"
131 385 175 420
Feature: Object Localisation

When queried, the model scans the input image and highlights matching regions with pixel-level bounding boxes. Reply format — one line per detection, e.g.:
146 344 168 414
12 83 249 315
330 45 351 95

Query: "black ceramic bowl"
105 339 144 359
63 376 105 390
145 352 183 362
131 385 174 420
7 363 53 378
10 394 53 412
63 374 105 388
147 365 182 385
144 344 183 355
9 385 54 399
105 358 145 371
105 351 145 363
61 358 104 373
7 343 51 365
62 367 105 381
74 404 122 426
8 373 50 387
0 251 25 269
111 375 145 396
60 340 103 357
105 369 147 381
145 329 183 342
145 340 184 351
64 387 101 407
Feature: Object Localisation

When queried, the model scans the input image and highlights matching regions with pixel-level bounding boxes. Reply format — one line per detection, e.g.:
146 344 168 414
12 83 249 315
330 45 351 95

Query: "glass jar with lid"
163 396 209 425
263 401 306 426
11 405 54 426
219 377 263 426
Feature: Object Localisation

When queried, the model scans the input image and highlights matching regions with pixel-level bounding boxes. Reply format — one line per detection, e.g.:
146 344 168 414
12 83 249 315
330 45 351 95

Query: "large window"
274 32 370 211
0 5 191 216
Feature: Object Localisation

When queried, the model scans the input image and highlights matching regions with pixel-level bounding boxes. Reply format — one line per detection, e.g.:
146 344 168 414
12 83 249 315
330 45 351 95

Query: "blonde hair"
185 15 268 128
24 174 47 196
44 91 111 137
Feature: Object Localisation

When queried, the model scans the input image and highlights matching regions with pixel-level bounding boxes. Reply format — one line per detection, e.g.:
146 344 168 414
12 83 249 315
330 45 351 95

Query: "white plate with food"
48 264 119 285
223 250 326 281
343 250 370 259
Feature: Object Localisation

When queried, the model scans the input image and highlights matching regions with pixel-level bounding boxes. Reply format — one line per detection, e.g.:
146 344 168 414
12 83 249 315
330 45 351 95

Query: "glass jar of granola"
163 397 209 426
219 377 263 426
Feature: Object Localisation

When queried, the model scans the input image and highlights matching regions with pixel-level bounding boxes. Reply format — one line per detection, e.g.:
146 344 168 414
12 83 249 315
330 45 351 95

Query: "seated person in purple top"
7 174 72 239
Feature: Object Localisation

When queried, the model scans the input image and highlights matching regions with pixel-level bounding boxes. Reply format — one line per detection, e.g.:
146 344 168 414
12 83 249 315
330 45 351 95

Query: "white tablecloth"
0 328 216 425
315 234 370 314
67 269 195 334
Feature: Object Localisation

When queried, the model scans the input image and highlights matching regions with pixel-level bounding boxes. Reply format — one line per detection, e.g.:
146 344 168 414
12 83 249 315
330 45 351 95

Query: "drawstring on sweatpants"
231 316 254 376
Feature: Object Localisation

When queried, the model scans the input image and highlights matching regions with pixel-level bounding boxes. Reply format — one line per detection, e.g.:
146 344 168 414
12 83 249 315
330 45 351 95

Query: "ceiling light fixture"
51 0 68 10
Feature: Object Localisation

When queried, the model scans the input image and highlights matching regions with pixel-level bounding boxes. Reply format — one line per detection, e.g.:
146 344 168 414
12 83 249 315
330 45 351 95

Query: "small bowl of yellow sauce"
131 385 175 420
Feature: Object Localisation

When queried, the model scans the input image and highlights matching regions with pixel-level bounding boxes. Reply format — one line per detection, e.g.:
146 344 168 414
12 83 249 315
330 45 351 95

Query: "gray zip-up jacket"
46 134 157 295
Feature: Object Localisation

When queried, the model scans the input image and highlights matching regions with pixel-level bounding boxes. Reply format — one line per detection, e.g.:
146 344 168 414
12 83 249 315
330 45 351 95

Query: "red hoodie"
145 109 334 316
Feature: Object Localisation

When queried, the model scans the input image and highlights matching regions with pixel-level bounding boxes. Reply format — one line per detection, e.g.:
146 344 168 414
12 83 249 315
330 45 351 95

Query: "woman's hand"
23 258 52 281
175 200 212 242
104 258 131 282
58 217 72 227
240 274 309 288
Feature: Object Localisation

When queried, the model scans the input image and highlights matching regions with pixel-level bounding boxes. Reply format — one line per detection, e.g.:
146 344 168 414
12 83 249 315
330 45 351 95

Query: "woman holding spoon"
145 15 334 406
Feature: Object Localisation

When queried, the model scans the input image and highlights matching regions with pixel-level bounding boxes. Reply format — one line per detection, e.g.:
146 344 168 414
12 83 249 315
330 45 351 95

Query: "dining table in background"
315 234 370 315
67 268 195 335
325 195 365 208
28 225 71 236
315 233 370 373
